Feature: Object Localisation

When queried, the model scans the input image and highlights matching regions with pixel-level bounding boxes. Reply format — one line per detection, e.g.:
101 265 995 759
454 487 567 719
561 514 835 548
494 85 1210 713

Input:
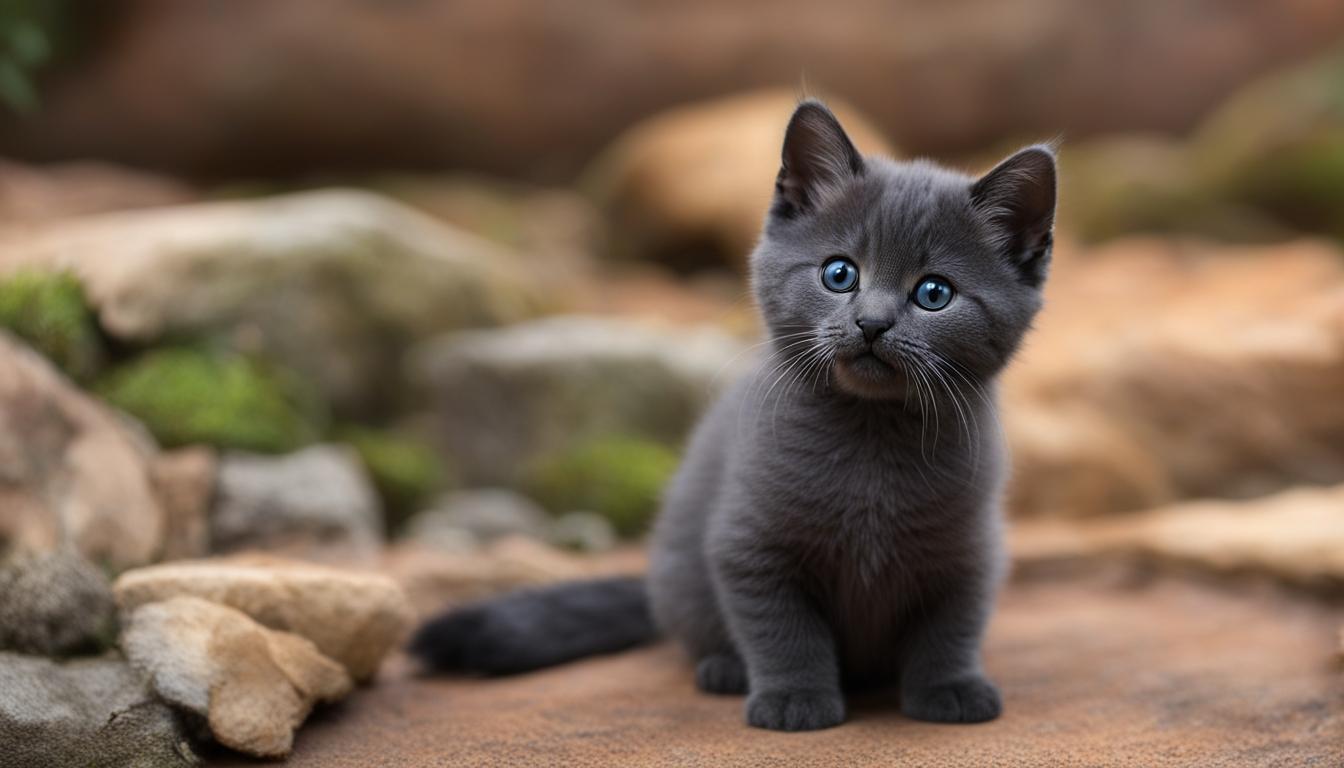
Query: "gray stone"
407 488 550 545
0 651 197 767
211 445 382 556
0 551 116 656
549 511 618 553
410 315 746 485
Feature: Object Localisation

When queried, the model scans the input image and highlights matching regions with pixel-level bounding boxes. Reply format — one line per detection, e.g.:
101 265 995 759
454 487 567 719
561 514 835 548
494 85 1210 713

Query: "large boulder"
1012 483 1344 596
410 315 746 485
0 190 548 413
0 652 197 767
4 1 1344 178
0 331 167 571
211 445 383 558
113 556 414 682
585 90 893 271
1005 238 1344 518
121 597 352 759
0 551 116 657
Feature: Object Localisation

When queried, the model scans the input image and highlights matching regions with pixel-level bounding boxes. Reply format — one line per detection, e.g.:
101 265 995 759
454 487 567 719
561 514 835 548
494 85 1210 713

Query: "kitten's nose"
856 317 892 344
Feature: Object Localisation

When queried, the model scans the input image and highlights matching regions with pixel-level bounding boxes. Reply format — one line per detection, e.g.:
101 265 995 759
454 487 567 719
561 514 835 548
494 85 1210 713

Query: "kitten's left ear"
971 145 1057 287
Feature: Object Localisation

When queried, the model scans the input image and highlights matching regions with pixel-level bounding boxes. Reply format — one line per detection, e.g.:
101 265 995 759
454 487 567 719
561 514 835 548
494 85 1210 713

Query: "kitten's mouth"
833 349 907 399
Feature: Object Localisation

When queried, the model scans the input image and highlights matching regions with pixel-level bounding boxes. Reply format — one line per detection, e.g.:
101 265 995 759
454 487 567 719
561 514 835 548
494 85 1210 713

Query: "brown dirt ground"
213 574 1343 767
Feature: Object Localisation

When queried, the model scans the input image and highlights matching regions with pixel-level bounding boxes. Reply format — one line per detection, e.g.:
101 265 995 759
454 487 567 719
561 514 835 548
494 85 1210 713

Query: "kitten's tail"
408 576 658 675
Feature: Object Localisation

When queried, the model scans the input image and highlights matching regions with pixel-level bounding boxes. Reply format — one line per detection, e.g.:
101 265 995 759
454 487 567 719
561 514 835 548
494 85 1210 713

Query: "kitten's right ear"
772 100 865 220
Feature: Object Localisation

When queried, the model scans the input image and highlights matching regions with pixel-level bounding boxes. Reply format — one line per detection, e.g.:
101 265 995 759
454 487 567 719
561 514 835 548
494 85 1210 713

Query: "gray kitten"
411 100 1057 732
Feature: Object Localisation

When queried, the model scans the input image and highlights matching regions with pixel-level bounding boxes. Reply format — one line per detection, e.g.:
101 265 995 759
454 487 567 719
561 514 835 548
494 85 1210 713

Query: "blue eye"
913 276 954 311
821 257 859 292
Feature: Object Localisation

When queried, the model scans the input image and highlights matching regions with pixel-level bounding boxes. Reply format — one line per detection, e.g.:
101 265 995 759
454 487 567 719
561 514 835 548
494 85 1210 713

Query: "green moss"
96 348 325 453
339 427 448 532
526 436 679 538
0 270 103 380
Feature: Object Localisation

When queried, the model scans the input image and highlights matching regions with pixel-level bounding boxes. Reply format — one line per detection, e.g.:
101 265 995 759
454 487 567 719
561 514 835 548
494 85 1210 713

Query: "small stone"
0 551 116 656
408 488 551 544
211 445 383 557
122 597 351 758
114 556 414 682
549 511 618 553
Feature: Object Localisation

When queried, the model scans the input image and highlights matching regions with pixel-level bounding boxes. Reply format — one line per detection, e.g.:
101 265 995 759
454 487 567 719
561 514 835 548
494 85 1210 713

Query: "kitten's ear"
772 100 865 219
971 145 1057 287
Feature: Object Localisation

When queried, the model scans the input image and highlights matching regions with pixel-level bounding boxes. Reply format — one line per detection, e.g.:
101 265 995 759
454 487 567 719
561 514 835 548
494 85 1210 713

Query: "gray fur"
648 100 1055 730
411 100 1056 733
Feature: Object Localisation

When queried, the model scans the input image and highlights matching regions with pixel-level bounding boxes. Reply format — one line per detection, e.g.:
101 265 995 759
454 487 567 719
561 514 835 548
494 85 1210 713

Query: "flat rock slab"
215 577 1343 767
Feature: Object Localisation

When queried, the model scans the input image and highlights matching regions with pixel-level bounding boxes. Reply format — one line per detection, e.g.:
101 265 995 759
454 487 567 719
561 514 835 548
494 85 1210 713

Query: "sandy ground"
214 573 1343 767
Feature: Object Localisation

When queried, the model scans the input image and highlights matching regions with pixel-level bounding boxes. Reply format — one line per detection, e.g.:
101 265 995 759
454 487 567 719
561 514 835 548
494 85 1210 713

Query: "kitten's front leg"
898 581 1002 724
711 542 845 731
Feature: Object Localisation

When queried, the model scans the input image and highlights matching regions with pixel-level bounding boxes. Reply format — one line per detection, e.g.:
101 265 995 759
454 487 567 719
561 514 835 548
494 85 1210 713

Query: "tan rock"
114 556 414 682
1006 238 1344 517
0 190 549 412
0 331 166 570
586 90 893 271
1011 483 1344 594
122 596 351 758
150 447 217 561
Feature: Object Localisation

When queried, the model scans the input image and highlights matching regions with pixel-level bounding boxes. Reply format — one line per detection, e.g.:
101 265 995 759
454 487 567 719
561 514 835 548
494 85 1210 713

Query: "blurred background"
0 1 1342 763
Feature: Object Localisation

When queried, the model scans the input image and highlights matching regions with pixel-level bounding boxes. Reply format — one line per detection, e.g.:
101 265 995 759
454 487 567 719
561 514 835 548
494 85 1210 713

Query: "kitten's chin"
832 353 909 401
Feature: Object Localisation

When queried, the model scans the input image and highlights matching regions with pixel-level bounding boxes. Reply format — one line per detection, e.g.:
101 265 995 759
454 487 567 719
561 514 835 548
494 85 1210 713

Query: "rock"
0 159 194 226
1005 238 1344 518
1191 44 1344 240
549 511 618 553
211 445 383 558
113 556 414 682
0 331 166 571
122 597 351 759
382 536 645 618
6 1 1344 178
586 90 893 270
0 190 548 413
408 489 552 545
1056 136 1282 243
149 447 217 561
0 551 116 656
410 315 745 485
1012 483 1344 596
0 651 197 767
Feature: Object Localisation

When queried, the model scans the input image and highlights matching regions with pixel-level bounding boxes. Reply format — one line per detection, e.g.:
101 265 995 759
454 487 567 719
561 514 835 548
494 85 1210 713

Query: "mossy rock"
0 270 104 380
1192 45 1344 239
96 347 326 453
525 436 680 538
339 427 449 532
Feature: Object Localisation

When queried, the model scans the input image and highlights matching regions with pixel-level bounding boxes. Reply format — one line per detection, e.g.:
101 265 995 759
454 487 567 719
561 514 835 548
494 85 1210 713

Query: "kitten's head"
751 100 1056 401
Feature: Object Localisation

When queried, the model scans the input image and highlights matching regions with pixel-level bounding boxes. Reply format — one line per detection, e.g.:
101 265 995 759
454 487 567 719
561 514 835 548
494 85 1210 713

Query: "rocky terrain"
1 45 1342 765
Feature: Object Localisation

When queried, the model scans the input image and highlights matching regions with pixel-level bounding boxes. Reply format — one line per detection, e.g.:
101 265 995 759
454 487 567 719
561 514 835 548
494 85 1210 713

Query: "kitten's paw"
902 676 1002 723
745 689 846 731
695 654 747 695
